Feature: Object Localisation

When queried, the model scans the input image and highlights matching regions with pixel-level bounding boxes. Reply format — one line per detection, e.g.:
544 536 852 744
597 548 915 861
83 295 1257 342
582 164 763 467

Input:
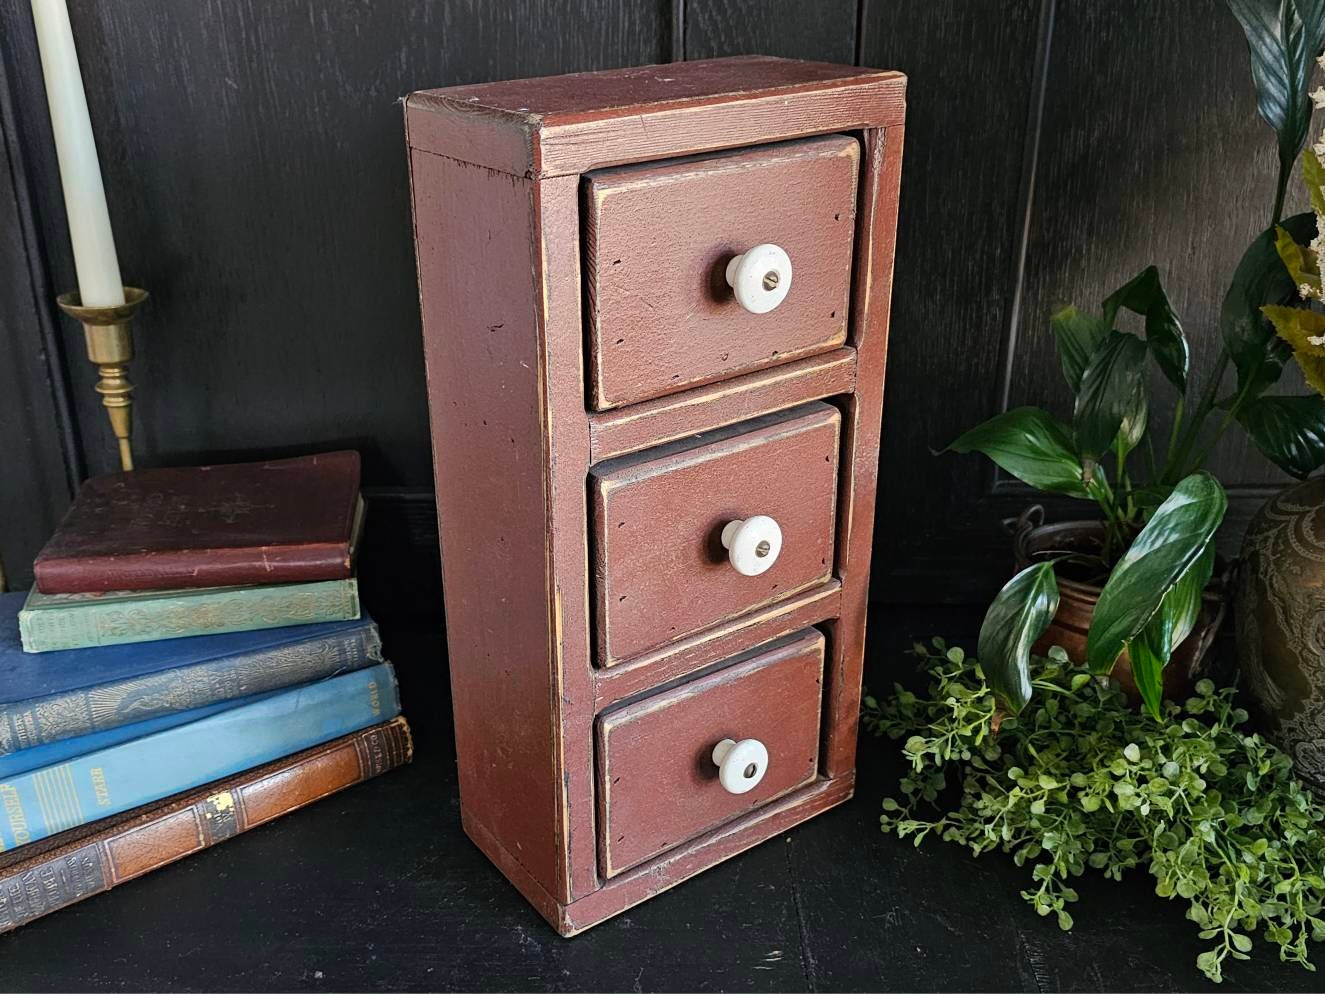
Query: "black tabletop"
0 607 1316 993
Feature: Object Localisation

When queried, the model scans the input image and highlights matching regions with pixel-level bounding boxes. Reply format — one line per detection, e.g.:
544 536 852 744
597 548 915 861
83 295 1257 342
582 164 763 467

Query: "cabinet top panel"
405 55 905 178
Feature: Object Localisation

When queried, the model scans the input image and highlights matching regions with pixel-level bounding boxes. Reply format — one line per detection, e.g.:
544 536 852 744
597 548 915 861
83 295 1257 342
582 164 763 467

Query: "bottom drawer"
596 629 824 877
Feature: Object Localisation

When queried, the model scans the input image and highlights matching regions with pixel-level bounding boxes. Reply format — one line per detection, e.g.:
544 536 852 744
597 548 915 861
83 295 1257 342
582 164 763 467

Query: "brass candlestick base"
56 286 149 472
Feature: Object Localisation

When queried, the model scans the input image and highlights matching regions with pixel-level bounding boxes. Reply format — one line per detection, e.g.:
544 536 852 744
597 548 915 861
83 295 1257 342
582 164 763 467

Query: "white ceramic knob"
711 738 769 794
724 243 792 314
720 515 783 576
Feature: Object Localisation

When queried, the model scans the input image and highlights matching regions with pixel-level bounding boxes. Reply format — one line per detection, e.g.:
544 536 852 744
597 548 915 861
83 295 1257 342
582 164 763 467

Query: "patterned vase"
1236 478 1325 789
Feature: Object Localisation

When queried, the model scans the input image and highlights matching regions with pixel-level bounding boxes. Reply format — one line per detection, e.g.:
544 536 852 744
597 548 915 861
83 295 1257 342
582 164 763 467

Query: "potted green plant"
950 0 1325 721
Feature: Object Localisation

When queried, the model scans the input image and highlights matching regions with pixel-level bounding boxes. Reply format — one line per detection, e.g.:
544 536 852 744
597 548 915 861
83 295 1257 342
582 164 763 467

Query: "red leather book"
34 451 362 594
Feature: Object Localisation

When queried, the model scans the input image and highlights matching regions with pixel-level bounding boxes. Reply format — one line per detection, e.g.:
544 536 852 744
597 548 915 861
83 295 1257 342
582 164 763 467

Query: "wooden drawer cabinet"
598 630 824 877
585 136 859 410
592 403 839 667
407 55 904 935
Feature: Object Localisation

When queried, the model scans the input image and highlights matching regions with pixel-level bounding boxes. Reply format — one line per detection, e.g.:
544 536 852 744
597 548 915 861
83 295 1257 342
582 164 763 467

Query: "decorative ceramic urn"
1236 478 1325 789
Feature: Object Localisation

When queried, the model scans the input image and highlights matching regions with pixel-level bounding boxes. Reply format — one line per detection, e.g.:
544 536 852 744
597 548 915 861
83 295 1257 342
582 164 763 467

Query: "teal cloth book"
17 578 360 653
0 662 400 852
0 591 381 755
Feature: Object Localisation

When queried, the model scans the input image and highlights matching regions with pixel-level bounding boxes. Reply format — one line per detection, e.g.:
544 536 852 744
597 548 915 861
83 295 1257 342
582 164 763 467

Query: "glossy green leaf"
1117 376 1149 458
1220 212 1316 398
1073 332 1148 476
947 407 1089 497
1226 0 1325 171
1129 543 1217 719
1127 634 1168 722
1050 306 1109 394
1237 394 1325 477
1086 473 1227 677
1103 266 1190 393
977 562 1060 715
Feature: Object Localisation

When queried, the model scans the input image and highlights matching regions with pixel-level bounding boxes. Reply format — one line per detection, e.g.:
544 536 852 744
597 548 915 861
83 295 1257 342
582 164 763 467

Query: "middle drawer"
591 402 840 668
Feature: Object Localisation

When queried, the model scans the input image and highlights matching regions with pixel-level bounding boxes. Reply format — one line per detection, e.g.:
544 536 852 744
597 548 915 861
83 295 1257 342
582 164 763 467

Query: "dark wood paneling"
1 0 1302 608
859 0 1047 601
0 0 669 489
1010 0 1310 491
0 50 74 590
685 0 858 63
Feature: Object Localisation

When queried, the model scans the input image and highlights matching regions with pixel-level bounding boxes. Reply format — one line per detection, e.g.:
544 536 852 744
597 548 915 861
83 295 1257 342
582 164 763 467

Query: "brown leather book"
0 716 411 934
34 451 362 594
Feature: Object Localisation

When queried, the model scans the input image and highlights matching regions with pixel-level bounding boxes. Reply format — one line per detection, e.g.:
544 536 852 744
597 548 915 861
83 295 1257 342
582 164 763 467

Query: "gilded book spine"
17 579 360 653
0 625 383 756
0 717 412 934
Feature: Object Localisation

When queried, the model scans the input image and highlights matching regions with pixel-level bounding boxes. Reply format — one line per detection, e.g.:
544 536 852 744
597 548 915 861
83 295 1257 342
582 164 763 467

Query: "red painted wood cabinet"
405 56 905 935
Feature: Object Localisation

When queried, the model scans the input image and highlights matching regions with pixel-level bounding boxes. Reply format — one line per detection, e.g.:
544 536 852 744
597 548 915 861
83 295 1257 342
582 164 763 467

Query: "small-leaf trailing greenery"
865 640 1325 984
949 0 1325 721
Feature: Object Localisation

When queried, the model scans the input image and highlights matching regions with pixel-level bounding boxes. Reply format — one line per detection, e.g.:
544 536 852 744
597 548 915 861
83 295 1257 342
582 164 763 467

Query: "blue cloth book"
0 591 382 757
0 689 280 780
0 662 400 851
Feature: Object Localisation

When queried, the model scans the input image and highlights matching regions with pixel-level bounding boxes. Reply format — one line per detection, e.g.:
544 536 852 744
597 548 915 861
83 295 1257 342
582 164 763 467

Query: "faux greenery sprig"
865 639 1325 984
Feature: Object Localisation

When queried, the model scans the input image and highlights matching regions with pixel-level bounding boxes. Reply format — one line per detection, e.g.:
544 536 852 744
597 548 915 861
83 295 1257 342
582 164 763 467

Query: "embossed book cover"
33 451 362 594
0 591 381 753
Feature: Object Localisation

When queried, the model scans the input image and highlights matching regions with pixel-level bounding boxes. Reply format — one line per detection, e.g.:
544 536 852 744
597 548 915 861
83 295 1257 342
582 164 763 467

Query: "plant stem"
1165 394 1185 470
1164 352 1231 484
1273 149 1291 227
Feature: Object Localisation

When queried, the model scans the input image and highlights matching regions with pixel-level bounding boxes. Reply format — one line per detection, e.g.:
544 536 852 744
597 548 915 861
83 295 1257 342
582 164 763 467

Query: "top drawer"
584 135 860 411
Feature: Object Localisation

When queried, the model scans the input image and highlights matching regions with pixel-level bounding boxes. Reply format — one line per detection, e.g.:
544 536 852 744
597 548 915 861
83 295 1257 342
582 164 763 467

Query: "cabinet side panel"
410 149 561 896
531 175 598 900
824 123 905 777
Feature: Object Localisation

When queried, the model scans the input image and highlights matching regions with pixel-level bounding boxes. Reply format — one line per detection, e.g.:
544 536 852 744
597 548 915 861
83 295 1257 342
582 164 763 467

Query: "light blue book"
0 663 399 852
0 689 282 780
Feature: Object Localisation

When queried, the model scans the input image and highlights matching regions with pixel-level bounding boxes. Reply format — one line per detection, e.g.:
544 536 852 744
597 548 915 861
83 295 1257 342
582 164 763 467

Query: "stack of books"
0 451 411 933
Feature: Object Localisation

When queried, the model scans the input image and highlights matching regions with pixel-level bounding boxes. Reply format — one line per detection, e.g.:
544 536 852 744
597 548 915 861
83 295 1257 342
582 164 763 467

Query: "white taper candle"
30 0 124 307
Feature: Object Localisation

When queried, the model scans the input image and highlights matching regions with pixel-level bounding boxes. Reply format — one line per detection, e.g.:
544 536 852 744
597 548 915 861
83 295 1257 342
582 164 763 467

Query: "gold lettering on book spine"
1 785 30 846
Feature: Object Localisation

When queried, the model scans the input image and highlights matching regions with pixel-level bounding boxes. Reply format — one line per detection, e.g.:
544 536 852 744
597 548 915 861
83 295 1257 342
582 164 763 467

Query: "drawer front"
584 135 859 411
591 403 839 667
597 629 824 877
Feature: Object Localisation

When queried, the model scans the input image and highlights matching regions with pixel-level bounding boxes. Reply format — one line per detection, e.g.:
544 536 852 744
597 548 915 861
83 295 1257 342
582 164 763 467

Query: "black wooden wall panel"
0 52 74 590
1009 0 1309 489
685 0 858 63
858 0 1047 600
0 0 1307 604
0 0 670 488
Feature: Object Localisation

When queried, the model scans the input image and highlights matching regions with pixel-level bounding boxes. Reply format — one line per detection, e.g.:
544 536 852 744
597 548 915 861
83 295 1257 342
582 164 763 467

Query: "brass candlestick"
56 286 149 472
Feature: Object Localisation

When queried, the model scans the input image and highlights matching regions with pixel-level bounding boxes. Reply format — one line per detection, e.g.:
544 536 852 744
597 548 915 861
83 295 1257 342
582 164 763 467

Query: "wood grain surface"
593 580 841 709
584 136 858 409
1 2 1300 605
591 404 840 667
859 0 1048 601
596 629 824 877
411 149 566 901
685 0 859 64
409 56 902 933
1009 1 1310 489
0 0 667 487
588 347 857 461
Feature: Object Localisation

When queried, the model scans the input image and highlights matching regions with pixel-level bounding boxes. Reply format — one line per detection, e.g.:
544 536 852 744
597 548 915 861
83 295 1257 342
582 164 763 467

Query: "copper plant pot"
1010 507 1226 703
